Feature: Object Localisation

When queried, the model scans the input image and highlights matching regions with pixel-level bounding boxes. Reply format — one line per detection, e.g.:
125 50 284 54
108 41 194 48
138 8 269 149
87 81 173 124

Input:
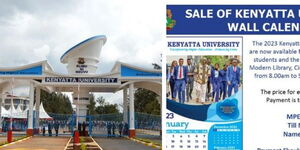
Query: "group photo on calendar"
166 55 242 106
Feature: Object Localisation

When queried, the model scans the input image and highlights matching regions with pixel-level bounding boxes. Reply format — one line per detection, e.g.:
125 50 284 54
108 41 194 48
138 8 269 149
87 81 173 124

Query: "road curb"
125 137 161 150
0 136 32 148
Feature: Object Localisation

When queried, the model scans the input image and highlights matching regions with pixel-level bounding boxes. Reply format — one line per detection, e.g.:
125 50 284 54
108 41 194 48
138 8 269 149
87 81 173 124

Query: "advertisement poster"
165 6 243 149
163 1 300 150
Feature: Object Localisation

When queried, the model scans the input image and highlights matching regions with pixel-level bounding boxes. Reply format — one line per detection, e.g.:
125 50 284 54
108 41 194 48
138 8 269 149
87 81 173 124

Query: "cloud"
0 0 162 107
33 45 50 61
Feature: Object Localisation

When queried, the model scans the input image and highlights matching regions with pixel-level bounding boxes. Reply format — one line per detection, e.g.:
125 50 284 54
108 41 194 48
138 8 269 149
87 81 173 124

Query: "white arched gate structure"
0 35 161 138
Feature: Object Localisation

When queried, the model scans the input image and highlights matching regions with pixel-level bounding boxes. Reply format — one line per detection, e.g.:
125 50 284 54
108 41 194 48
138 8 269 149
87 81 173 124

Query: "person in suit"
82 121 86 136
112 122 116 137
195 58 211 104
186 58 195 102
124 122 129 136
219 64 228 100
54 121 59 136
78 122 82 136
48 122 52 137
42 124 46 136
118 122 123 137
173 58 188 104
227 59 241 97
211 63 222 102
168 60 177 100
107 122 112 138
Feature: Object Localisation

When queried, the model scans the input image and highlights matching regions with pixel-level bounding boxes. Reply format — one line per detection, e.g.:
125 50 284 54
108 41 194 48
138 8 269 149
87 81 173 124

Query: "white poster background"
163 0 300 149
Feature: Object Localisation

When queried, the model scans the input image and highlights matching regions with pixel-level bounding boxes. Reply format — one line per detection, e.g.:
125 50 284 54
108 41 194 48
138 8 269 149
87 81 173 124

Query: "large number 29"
166 113 174 119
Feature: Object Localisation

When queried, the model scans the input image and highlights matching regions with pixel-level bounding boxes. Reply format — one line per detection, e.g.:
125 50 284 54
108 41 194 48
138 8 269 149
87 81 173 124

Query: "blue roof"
121 65 162 77
60 35 106 62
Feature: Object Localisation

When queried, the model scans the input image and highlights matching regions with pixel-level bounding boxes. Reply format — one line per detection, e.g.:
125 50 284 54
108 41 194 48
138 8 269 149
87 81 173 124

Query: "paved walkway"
0 137 6 144
0 136 69 150
0 133 26 144
94 137 157 150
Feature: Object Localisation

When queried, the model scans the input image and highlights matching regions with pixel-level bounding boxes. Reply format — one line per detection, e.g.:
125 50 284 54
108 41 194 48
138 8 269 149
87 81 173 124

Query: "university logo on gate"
77 57 85 64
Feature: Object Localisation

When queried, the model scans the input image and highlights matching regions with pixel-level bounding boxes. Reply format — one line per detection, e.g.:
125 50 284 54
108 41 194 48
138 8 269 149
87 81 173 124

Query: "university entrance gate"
0 35 162 140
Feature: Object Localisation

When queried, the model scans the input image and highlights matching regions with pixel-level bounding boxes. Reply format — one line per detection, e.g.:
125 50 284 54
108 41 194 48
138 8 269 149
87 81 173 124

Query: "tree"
134 88 161 115
96 96 106 106
95 104 119 114
40 90 73 114
94 96 120 114
205 56 229 67
87 94 97 115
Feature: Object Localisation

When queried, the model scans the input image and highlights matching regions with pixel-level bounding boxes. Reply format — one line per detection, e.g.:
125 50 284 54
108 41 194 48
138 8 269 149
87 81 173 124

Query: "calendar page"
164 5 243 149
165 90 242 150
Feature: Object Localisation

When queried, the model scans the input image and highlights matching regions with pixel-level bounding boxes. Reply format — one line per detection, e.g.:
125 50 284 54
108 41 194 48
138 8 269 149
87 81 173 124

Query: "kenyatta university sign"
44 77 118 83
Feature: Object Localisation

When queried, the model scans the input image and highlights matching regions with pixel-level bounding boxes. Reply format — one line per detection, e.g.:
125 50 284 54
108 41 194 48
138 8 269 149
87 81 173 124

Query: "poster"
163 2 300 150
